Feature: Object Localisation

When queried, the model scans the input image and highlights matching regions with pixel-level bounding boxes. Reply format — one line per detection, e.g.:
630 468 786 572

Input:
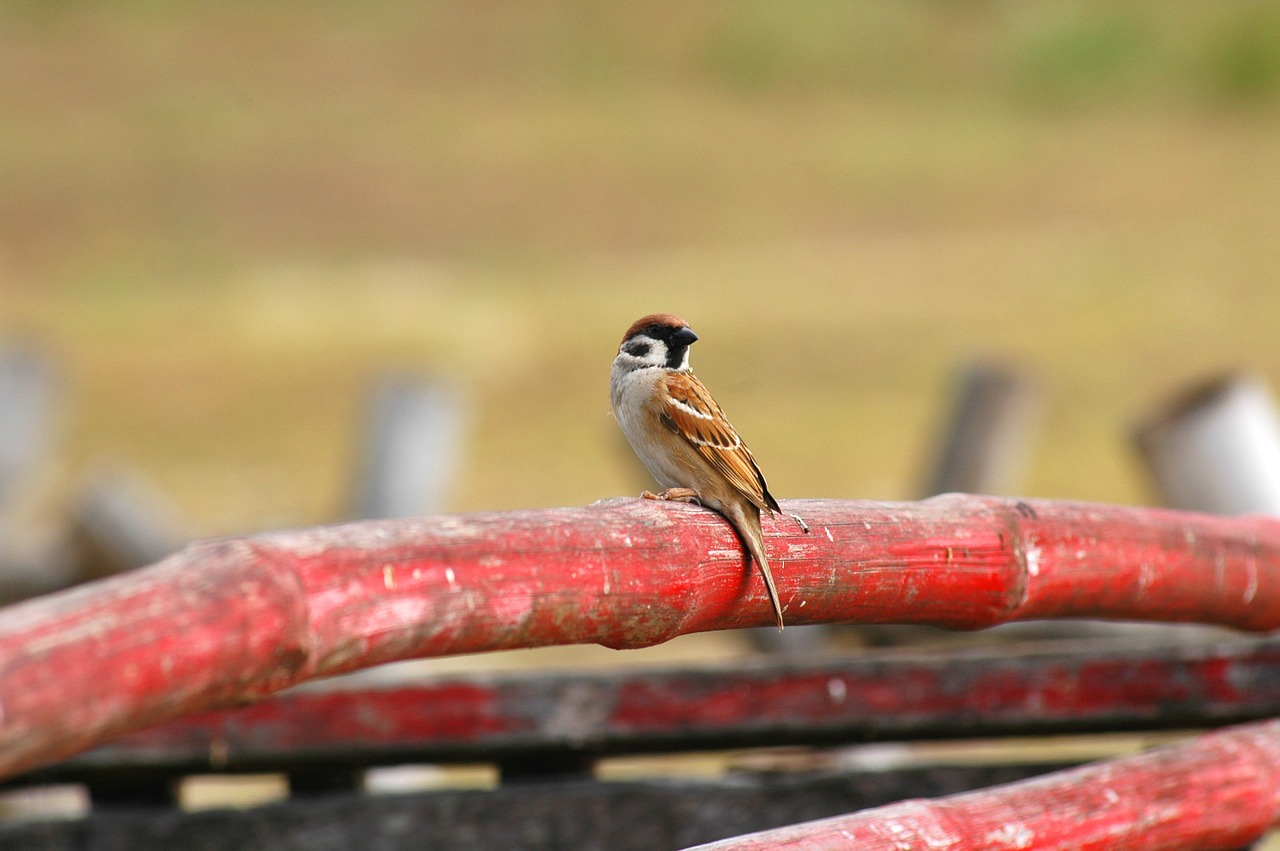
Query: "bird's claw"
641 488 703 505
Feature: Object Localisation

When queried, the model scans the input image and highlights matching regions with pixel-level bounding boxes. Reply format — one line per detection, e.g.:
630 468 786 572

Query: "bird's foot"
641 488 703 505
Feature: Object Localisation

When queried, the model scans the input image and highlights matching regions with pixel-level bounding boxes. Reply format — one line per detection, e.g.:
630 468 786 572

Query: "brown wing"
660 371 780 514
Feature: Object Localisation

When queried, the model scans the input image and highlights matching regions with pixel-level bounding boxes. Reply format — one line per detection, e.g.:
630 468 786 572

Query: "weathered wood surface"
691 718 1280 850
3 495 1280 780
0 343 57 512
8 632 1280 788
67 471 190 579
919 362 1039 497
1136 373 1280 516
347 377 466 520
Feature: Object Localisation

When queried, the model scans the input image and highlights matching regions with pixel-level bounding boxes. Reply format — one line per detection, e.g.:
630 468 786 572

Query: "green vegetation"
2 2 1279 535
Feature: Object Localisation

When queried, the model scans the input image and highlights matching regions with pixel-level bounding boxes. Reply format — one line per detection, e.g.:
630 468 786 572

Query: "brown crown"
620 313 690 346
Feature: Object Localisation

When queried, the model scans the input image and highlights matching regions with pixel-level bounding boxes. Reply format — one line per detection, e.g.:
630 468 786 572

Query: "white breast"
609 362 692 491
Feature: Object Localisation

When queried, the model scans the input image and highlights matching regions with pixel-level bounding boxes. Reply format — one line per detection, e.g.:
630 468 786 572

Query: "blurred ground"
2 1 1280 538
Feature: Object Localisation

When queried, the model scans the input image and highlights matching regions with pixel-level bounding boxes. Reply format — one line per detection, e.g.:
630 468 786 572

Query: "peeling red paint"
1 496 1280 781
11 633 1279 785
692 719 1280 850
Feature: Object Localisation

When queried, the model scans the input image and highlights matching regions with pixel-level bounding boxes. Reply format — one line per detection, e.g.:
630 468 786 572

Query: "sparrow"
610 313 805 629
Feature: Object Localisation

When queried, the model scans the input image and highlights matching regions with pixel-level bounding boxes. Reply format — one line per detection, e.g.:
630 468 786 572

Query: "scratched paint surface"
689 719 1280 850
2 495 1280 781
1 633 1271 784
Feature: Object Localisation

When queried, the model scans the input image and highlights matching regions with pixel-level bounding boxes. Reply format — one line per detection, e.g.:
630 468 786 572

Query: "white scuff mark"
1139 562 1154 590
603 572 611 595
622 535 633 547
1103 787 1120 805
985 823 1034 848
824 527 834 543
1245 559 1259 604
488 585 536 625
445 567 457 587
827 677 847 704
383 565 396 589
887 803 956 848
862 521 873 531
799 599 806 607
1183 528 1197 546
1024 543 1041 577
412 568 422 580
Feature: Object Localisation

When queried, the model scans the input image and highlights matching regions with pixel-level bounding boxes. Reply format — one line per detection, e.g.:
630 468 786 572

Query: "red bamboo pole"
2 495 1280 780
15 633 1279 785
687 718 1280 851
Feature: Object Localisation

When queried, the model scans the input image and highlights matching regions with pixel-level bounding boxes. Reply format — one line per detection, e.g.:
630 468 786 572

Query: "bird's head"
615 313 698 372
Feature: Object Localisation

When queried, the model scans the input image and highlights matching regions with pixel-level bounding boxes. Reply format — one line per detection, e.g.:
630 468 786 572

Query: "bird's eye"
627 341 651 357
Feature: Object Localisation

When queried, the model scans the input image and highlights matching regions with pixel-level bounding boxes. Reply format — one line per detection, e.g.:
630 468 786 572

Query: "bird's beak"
671 327 698 346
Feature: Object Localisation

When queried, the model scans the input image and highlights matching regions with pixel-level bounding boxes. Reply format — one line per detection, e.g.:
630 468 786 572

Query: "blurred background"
5 1 1280 829
2 1 1280 554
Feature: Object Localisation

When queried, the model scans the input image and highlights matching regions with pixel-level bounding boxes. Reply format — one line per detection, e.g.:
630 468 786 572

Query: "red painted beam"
689 718 1280 850
2 495 1280 780
6 634 1275 784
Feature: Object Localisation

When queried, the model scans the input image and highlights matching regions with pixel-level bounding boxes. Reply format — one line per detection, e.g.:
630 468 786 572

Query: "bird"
609 313 804 629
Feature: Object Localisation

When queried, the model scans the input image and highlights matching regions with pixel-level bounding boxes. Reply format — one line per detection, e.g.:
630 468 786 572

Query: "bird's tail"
729 503 784 630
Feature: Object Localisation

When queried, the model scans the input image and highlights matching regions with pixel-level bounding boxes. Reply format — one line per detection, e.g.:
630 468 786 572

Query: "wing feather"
660 372 780 513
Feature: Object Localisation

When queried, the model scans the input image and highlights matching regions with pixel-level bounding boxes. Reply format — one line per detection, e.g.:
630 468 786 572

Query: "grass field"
3 1 1280 538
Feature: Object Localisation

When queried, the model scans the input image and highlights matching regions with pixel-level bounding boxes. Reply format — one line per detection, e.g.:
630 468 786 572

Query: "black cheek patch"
627 342 651 357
